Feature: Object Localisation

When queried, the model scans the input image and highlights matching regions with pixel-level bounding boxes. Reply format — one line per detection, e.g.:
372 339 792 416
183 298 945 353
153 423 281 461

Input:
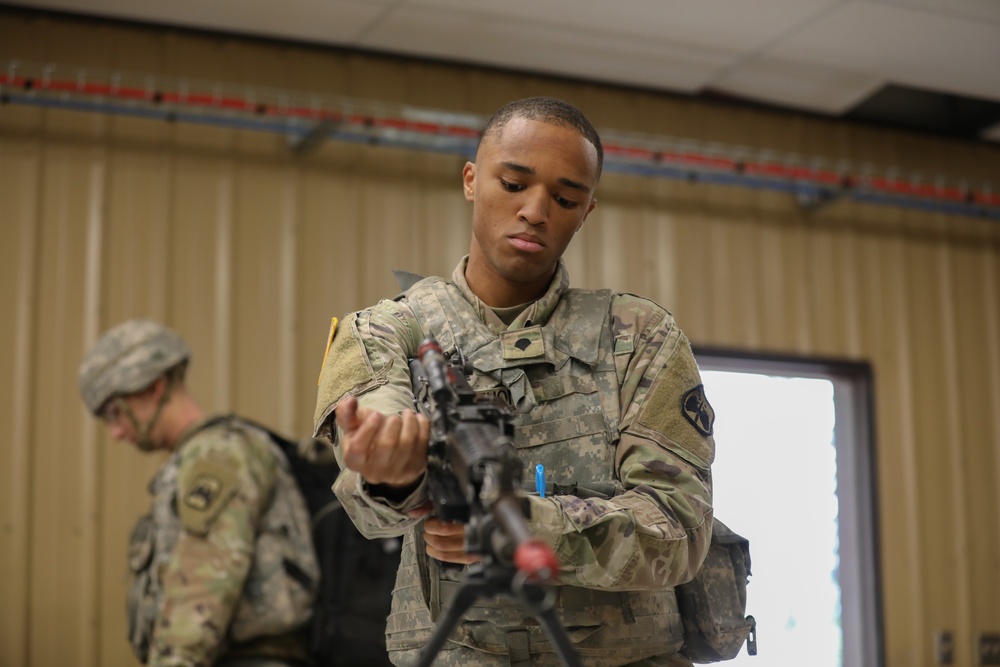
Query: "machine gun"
408 337 582 667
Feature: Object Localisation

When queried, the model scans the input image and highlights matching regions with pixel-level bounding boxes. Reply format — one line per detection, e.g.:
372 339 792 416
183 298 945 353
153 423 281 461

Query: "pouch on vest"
126 513 158 663
676 518 757 663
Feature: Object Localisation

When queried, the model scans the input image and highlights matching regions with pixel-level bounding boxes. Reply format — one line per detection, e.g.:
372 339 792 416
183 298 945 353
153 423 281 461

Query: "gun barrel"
493 495 532 546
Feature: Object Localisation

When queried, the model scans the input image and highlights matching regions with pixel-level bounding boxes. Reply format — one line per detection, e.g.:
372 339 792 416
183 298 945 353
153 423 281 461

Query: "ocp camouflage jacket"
314 258 715 666
128 416 318 667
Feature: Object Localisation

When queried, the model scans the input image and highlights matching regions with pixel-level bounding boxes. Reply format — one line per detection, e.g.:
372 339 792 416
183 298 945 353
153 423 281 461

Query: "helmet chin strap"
123 379 176 452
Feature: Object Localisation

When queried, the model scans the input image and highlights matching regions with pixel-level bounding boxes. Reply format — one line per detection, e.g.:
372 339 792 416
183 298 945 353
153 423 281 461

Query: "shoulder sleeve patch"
313 312 376 433
635 340 716 469
178 457 240 536
682 384 715 436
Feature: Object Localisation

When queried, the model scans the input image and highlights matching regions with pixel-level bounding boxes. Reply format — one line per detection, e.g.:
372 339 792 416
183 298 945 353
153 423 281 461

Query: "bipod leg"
411 577 491 667
518 583 583 667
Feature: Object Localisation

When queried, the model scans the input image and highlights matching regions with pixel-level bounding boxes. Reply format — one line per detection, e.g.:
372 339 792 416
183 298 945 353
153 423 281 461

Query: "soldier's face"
100 388 161 450
463 117 598 307
99 397 133 442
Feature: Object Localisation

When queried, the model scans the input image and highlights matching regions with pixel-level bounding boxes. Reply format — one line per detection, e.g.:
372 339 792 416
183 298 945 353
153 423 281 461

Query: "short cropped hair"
478 96 604 177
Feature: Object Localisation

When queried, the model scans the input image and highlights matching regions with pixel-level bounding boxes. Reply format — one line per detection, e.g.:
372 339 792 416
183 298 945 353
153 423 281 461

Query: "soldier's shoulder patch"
682 384 715 436
178 457 239 535
314 311 379 431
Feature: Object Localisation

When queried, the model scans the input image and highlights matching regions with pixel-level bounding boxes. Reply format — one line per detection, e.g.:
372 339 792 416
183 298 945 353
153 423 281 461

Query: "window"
696 351 882 667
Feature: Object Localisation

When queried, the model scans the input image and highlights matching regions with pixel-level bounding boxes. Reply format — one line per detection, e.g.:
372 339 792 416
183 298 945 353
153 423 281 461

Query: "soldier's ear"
142 375 169 402
462 162 476 202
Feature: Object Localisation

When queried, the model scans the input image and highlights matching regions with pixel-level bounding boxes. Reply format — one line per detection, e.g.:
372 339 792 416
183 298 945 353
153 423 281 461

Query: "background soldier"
79 319 319 667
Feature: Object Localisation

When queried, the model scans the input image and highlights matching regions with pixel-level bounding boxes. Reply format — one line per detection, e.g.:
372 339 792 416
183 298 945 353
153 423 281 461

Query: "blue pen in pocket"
535 464 546 498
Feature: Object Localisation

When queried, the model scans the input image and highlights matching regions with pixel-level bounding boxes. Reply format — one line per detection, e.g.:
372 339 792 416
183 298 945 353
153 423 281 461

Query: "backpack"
256 422 403 667
675 518 757 663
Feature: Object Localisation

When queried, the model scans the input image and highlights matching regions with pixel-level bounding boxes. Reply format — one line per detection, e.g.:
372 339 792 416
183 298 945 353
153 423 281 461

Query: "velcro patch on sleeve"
635 343 716 468
178 458 239 536
313 312 376 432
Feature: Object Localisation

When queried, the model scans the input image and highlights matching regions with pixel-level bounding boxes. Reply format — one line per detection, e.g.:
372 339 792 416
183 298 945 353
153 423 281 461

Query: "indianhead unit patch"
179 458 239 535
682 384 715 436
184 474 222 511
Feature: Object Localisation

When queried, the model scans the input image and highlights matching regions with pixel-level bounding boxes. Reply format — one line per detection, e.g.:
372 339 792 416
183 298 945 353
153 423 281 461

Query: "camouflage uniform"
79 321 318 667
130 416 319 667
314 259 715 667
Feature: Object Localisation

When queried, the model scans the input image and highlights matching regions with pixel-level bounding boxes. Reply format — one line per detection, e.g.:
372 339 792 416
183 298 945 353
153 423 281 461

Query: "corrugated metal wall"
2 9 999 667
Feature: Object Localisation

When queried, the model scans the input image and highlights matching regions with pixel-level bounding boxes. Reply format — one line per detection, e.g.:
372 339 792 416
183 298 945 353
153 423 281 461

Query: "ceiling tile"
362 4 738 93
711 57 884 114
763 2 1000 103
405 0 843 52
865 0 1000 25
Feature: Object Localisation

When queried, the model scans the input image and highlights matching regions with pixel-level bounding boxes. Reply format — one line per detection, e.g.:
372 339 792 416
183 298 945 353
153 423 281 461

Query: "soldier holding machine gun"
313 96 717 667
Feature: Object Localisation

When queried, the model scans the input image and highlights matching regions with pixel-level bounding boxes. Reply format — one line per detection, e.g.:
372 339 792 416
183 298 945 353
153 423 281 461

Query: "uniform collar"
450 256 571 332
173 413 230 453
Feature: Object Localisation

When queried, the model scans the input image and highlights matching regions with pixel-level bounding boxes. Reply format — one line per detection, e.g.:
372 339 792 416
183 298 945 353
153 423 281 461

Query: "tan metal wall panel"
2 8 1000 667
28 142 100 666
0 136 40 667
952 242 1000 636
877 233 927 665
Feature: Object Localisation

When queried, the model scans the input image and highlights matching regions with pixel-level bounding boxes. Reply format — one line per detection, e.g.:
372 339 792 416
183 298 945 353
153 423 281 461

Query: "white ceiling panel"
766 2 1000 102
711 56 884 114
868 0 1000 25
363 5 737 93
403 0 843 53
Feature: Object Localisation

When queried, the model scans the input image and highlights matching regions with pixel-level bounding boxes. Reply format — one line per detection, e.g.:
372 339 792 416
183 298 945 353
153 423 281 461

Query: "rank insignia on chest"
501 326 545 360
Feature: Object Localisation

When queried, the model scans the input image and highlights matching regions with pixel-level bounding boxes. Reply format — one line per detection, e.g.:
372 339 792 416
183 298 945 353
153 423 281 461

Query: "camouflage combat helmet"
78 319 190 415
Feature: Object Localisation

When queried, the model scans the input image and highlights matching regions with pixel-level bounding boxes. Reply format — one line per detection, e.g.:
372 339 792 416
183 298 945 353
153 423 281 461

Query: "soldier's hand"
423 517 481 565
336 395 430 488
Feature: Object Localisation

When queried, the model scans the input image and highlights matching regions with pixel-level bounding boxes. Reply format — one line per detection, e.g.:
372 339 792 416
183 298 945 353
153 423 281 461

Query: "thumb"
335 395 361 433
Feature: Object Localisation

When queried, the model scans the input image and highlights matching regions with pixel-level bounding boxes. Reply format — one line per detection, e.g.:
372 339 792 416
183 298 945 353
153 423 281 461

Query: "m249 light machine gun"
408 337 582 667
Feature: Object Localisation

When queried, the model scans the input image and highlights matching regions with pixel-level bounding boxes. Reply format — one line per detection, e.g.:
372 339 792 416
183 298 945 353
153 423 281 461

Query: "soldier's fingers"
397 410 427 448
341 410 384 472
423 518 465 537
426 547 480 565
395 411 429 471
361 414 405 483
335 395 361 433
417 412 430 448
404 501 433 518
423 523 479 565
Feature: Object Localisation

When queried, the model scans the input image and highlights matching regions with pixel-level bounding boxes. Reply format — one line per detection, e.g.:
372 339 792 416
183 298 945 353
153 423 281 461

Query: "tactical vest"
389 277 685 663
126 417 318 662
